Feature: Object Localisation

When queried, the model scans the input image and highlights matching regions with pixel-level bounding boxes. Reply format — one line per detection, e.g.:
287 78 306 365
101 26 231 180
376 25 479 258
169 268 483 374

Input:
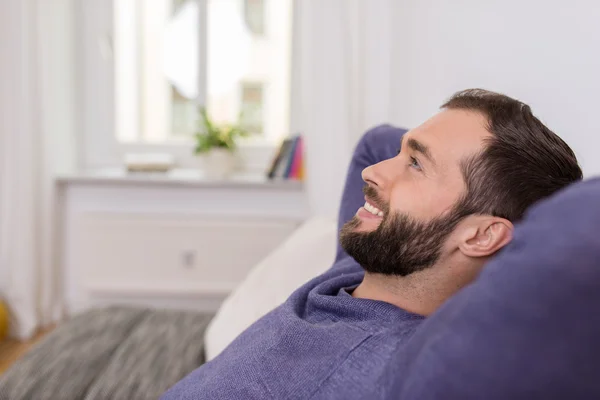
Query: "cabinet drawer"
73 213 299 293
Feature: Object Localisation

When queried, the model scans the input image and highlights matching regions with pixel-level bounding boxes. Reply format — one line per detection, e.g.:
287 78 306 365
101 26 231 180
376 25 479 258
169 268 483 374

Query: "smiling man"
341 98 538 316
162 89 582 400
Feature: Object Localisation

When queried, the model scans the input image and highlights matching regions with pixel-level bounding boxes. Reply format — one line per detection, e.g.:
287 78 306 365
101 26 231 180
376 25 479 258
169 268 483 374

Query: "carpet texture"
0 307 213 400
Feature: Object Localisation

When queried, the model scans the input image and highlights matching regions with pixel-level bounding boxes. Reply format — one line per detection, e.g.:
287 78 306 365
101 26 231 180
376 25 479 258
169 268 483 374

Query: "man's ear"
458 217 514 258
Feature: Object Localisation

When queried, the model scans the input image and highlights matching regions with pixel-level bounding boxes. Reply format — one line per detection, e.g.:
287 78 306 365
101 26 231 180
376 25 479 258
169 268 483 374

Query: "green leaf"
193 106 250 155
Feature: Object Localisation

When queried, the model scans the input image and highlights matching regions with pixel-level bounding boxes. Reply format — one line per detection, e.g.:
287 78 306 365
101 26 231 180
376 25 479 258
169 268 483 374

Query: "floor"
0 327 53 375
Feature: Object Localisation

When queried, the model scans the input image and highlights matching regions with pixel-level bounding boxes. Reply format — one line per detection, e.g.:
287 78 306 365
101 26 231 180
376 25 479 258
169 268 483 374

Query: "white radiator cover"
60 178 309 315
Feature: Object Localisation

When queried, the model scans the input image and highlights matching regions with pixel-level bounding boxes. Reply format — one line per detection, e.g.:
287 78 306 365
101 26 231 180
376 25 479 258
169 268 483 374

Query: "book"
125 153 174 173
267 138 291 179
288 136 304 180
275 135 298 178
283 136 300 178
266 134 305 180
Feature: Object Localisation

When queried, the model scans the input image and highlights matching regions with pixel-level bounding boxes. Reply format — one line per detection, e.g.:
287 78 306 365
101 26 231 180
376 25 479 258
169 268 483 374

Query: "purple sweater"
162 125 600 399
162 125 423 399
161 257 423 399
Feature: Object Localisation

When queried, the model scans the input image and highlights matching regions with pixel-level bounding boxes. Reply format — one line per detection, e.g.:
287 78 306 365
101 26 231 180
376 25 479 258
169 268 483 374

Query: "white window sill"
83 141 279 174
56 168 304 191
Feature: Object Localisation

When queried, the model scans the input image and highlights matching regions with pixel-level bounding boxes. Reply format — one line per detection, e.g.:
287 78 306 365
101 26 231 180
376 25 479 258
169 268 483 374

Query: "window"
244 0 265 35
113 0 292 146
240 82 264 134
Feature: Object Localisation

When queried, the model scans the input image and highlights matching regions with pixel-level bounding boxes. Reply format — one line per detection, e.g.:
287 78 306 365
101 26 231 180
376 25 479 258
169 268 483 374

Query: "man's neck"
352 267 465 316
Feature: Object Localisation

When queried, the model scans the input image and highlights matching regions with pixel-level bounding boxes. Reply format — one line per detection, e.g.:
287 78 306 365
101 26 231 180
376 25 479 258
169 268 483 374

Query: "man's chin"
342 215 377 233
340 217 379 255
350 224 376 234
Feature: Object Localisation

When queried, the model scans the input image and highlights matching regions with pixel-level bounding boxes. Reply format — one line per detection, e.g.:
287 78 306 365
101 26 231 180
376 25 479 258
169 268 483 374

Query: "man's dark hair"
443 89 583 221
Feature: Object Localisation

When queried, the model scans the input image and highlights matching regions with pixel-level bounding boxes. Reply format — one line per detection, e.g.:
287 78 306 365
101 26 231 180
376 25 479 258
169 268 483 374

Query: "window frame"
77 0 281 172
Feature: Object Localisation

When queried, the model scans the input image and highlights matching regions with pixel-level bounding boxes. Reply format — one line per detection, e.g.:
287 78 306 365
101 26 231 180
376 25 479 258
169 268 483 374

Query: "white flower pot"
201 148 236 179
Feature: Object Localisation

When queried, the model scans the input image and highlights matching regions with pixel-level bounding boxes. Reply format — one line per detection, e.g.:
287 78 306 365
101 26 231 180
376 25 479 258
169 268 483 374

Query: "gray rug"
0 307 213 400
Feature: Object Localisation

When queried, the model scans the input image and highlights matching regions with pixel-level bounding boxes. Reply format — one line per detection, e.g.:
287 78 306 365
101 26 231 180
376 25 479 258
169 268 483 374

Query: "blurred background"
0 0 599 360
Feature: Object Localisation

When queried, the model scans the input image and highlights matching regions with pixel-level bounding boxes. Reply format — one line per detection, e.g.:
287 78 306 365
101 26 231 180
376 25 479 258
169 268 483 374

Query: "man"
162 89 582 399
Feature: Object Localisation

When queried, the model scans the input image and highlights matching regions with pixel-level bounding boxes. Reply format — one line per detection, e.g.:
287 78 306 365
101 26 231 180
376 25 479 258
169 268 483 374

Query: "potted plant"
194 107 249 178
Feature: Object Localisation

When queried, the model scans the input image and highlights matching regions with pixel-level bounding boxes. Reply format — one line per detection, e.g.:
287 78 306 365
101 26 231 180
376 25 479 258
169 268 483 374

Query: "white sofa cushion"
204 217 337 361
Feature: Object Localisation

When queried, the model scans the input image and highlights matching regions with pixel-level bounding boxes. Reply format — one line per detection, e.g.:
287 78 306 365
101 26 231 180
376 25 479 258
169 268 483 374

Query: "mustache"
362 185 390 214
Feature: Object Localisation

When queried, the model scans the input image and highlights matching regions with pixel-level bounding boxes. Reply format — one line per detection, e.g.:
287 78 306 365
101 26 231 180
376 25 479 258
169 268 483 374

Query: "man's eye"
409 156 422 171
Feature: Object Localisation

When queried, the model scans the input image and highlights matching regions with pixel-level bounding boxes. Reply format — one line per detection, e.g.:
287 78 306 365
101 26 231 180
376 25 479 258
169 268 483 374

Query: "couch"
2 122 599 399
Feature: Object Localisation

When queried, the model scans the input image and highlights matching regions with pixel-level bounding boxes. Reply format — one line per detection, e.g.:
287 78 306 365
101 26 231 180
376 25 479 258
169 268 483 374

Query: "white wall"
390 0 600 177
293 0 396 218
294 0 600 220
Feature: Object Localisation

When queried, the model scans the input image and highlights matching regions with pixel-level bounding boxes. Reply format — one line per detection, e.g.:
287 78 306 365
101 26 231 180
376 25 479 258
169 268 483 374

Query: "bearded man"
162 89 582 400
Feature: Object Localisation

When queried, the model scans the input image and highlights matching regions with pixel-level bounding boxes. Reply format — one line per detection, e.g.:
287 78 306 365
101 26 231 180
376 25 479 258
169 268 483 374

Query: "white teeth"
363 201 383 217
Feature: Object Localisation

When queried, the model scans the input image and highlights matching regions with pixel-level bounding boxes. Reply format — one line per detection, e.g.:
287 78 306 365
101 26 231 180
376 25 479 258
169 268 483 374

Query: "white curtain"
291 0 396 219
0 0 75 340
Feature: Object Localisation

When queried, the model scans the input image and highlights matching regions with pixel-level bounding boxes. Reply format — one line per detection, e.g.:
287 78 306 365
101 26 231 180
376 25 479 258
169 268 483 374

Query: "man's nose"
361 158 398 191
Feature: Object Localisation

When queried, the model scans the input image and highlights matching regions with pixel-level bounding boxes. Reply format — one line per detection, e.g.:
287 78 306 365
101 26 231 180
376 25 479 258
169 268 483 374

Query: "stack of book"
267 135 304 180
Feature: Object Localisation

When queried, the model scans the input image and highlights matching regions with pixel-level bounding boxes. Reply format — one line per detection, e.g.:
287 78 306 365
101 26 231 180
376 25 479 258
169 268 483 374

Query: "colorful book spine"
288 136 304 180
267 138 291 179
267 134 305 180
283 136 300 178
274 137 296 178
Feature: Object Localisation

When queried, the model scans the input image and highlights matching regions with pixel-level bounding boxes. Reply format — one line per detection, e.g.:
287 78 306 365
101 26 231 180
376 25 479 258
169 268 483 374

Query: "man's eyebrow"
402 136 436 166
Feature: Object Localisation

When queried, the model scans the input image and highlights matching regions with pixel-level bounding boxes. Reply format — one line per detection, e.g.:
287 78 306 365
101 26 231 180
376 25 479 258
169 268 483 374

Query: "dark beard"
340 190 467 276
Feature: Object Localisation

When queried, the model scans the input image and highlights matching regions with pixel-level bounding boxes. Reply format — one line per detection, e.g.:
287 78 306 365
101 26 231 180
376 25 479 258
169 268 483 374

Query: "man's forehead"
407 109 491 162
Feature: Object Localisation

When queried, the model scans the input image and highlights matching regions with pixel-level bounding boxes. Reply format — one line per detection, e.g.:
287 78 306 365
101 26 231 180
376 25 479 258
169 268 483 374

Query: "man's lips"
357 206 383 220
358 198 385 219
